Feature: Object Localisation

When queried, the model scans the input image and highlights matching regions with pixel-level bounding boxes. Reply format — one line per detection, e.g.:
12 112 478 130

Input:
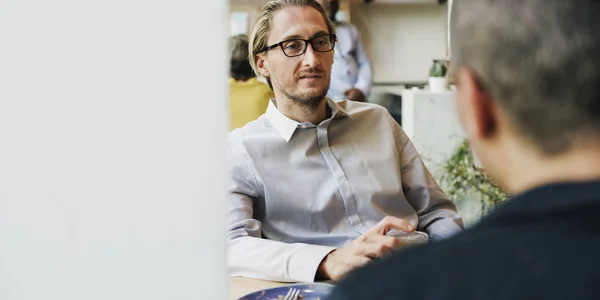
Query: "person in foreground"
227 0 463 283
328 0 600 299
229 34 274 130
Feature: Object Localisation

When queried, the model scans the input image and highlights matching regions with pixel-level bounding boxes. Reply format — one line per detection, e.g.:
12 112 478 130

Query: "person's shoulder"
334 21 359 35
331 230 524 300
228 115 271 142
258 84 275 98
247 77 268 87
246 78 274 97
336 99 388 114
335 21 356 29
335 99 391 120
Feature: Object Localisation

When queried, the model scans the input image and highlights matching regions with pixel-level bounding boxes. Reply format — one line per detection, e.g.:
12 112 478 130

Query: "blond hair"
248 0 336 76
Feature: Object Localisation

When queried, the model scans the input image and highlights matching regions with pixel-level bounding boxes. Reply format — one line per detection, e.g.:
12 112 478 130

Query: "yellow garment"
229 77 274 130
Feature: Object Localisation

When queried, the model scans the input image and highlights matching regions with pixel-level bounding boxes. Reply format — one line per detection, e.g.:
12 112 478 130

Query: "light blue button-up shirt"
227 99 463 283
328 22 372 101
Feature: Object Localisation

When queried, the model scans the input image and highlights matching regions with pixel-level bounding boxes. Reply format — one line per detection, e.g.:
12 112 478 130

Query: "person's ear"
455 67 497 140
256 54 270 78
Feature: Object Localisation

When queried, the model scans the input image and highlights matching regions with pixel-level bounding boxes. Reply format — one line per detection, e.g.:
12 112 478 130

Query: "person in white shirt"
316 0 372 102
227 0 463 283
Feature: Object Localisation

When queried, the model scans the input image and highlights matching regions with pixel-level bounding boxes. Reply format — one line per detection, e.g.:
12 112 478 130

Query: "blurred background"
230 0 450 115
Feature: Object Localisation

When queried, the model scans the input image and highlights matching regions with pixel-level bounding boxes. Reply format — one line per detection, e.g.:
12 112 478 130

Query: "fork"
282 288 300 300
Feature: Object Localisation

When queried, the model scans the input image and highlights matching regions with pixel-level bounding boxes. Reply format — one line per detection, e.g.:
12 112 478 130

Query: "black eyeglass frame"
260 34 337 57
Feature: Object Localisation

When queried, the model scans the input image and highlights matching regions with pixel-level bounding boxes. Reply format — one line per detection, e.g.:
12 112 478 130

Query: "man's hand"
344 88 366 102
316 216 415 281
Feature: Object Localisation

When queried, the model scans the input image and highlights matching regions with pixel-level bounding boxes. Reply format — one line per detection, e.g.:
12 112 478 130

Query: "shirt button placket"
317 118 364 231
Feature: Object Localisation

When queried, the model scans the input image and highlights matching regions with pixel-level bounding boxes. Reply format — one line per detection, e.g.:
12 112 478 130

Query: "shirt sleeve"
350 24 372 96
387 116 464 240
227 132 336 282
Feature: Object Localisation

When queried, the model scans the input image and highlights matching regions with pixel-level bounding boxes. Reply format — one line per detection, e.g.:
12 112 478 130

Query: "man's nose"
301 43 320 68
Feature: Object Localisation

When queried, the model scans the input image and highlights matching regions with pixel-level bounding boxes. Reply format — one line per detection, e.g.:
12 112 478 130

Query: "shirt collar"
265 98 349 142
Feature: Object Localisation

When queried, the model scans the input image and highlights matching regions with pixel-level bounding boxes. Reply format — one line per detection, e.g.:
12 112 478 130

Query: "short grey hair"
451 0 600 155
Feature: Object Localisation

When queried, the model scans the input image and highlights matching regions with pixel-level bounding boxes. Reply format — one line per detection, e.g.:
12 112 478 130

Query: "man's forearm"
425 215 463 240
228 236 336 282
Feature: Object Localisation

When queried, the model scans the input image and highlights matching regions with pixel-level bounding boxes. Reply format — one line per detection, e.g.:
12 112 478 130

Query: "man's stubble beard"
282 78 330 110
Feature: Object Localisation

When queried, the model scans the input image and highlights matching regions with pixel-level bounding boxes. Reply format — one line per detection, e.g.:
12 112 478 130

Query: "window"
230 11 249 36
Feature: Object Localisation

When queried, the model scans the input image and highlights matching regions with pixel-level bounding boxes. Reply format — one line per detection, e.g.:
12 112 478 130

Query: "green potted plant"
428 59 449 92
440 139 509 220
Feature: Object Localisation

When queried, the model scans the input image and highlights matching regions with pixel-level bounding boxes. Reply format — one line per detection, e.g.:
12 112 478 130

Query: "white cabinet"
401 90 465 174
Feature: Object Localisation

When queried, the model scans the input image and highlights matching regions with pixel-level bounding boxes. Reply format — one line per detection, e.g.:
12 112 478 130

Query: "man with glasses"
227 0 463 283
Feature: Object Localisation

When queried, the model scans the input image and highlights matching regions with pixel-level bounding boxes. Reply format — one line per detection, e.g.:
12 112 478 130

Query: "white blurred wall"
0 0 228 299
352 3 449 83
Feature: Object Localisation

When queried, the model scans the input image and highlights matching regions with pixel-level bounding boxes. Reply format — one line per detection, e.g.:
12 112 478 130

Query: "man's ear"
455 67 497 140
256 54 270 78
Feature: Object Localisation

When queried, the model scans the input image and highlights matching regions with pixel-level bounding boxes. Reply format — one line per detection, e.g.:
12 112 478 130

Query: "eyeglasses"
260 34 336 57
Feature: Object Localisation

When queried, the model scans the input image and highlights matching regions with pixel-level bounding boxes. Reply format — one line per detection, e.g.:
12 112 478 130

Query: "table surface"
229 277 288 300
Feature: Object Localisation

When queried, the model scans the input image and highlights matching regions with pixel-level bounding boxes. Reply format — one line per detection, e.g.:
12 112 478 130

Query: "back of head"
247 0 336 78
451 0 600 155
229 34 254 81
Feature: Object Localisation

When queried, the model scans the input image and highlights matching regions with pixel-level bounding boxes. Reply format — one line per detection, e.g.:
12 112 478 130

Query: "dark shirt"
328 180 600 300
